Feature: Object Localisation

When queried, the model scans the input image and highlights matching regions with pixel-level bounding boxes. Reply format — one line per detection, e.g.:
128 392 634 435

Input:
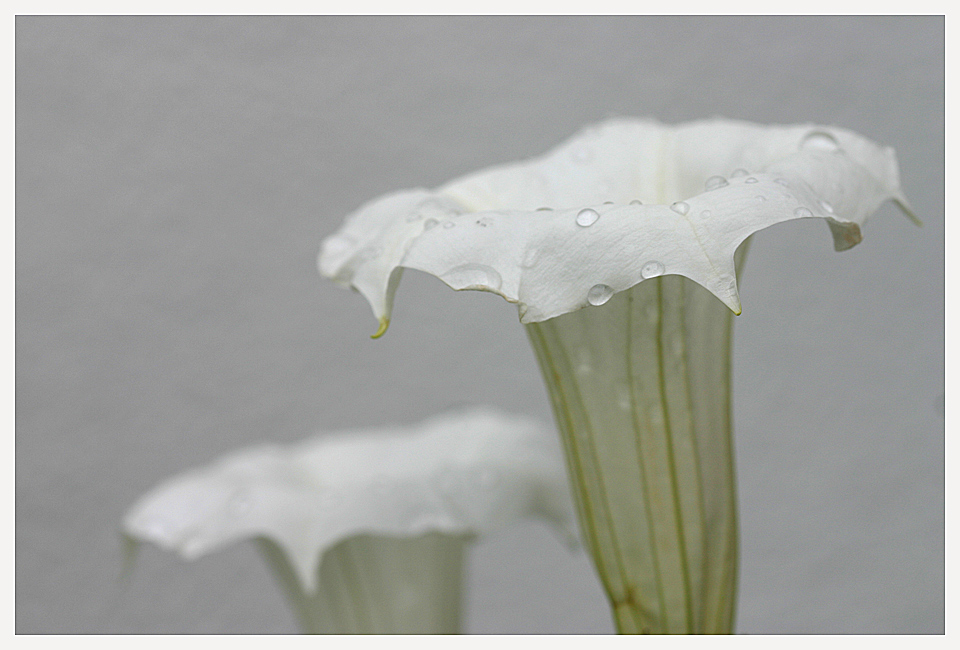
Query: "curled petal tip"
371 316 390 339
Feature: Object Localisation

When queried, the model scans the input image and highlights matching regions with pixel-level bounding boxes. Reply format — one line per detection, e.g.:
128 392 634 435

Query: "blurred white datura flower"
318 118 915 634
123 407 577 634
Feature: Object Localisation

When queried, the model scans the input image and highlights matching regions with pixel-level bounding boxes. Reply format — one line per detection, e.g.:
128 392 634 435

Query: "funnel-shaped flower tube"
123 407 577 634
318 118 916 633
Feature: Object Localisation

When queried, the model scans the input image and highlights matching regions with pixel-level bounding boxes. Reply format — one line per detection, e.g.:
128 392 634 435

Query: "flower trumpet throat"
319 118 915 633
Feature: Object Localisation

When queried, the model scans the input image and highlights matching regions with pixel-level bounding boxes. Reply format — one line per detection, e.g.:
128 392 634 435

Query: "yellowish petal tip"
371 316 390 339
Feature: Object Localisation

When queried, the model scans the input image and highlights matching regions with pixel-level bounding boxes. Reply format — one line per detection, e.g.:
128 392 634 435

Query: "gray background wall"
16 16 943 634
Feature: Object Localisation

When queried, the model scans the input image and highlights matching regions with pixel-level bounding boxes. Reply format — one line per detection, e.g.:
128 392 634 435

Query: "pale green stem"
525 246 746 634
257 533 464 634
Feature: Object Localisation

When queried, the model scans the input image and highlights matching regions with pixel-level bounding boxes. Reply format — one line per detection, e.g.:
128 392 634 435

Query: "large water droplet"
521 248 540 269
576 208 600 227
800 130 841 152
641 261 665 279
705 175 728 190
441 263 503 291
587 284 614 306
794 207 814 218
670 201 690 215
730 168 749 178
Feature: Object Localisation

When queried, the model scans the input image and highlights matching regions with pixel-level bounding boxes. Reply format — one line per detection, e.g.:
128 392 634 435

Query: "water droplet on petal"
730 168 749 178
441 263 503 291
818 199 835 214
670 201 690 215
800 130 841 152
775 178 790 187
587 284 614 306
576 208 600 227
629 199 643 205
603 201 614 205
536 206 553 211
700 209 712 219
424 218 439 230
475 216 494 227
794 207 814 218
705 175 728 190
443 221 456 229
755 195 767 203
521 248 540 269
745 177 758 184
641 261 665 279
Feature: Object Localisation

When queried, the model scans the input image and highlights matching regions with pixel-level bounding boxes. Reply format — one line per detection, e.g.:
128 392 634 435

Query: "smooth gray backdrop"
16 16 944 634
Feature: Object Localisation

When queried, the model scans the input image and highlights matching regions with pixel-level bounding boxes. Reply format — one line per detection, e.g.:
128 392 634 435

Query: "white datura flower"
123 407 577 634
318 118 915 634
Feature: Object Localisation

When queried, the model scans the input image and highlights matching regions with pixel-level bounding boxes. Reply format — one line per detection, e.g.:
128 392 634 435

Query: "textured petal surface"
123 407 577 593
319 118 915 329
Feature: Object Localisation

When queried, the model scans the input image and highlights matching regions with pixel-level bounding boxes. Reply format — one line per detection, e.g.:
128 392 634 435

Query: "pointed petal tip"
371 316 390 339
896 197 923 227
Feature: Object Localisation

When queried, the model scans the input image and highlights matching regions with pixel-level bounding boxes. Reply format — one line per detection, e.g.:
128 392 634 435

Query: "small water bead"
587 284 614 306
775 178 790 187
536 206 553 211
670 201 690 216
705 175 729 190
700 209 712 219
794 207 814 218
800 130 841 153
818 199 835 214
640 261 665 279
424 218 439 230
744 177 758 184
576 208 600 227
475 216 494 227
755 195 767 203
730 168 749 178
443 221 456 229
603 201 614 205
629 199 643 205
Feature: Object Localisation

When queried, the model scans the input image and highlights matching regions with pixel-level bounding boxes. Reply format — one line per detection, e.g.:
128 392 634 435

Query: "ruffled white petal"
319 118 915 330
123 407 577 593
